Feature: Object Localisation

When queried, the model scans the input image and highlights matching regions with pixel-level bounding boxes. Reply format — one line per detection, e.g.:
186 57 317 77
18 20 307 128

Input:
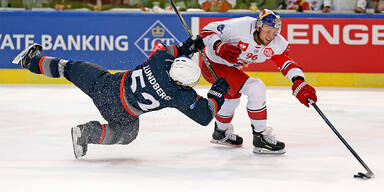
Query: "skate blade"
253 147 286 155
11 46 30 65
71 127 84 159
210 139 242 147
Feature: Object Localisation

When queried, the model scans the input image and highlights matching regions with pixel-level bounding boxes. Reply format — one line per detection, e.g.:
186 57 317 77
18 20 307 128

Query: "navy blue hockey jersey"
120 49 215 126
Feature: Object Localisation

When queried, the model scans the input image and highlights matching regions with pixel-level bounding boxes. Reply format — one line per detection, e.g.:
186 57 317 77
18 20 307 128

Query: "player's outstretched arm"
271 50 317 107
176 78 230 126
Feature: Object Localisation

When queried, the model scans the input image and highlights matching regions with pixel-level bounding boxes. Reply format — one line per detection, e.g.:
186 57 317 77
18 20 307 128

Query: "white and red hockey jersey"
201 16 304 80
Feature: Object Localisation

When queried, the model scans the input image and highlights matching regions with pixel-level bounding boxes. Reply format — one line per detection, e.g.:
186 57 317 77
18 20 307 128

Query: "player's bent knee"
118 130 138 145
241 78 266 97
250 78 266 91
117 120 139 145
118 129 138 145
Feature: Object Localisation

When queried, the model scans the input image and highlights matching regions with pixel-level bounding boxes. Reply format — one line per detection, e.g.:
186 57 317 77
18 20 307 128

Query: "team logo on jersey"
217 24 225 33
263 48 274 57
135 20 180 58
254 45 261 54
237 41 249 51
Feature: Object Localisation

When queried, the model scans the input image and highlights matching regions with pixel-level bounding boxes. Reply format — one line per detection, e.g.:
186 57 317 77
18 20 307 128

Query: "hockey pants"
29 56 139 145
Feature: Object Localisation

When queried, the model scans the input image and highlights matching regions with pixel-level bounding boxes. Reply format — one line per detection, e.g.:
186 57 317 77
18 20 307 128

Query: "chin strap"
254 29 262 45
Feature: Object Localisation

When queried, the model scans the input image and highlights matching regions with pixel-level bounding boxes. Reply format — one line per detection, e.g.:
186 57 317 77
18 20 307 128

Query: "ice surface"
0 85 383 192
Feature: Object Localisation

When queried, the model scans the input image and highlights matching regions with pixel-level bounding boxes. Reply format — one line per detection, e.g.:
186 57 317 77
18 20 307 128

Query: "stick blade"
354 172 374 179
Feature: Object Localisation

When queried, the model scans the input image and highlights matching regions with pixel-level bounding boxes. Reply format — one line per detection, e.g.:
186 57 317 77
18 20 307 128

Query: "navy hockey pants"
29 56 139 145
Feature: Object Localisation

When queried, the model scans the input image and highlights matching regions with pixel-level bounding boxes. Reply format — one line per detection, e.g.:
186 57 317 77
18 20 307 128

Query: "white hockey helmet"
169 56 201 87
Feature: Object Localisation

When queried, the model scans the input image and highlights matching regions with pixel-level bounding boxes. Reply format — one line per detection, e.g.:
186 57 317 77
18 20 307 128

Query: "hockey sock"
248 106 267 132
29 56 68 78
87 122 139 145
215 113 234 131
85 121 112 145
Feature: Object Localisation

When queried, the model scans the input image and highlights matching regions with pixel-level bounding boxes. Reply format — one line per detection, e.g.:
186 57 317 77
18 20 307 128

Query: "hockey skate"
71 124 90 159
210 123 243 147
12 43 42 68
252 126 285 154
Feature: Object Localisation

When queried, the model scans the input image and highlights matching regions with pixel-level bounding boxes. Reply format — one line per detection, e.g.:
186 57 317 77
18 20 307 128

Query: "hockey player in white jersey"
200 9 318 154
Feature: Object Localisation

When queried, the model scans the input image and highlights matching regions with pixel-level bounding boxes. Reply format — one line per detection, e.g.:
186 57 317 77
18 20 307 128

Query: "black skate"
210 123 243 147
71 124 90 159
252 126 285 154
11 43 42 69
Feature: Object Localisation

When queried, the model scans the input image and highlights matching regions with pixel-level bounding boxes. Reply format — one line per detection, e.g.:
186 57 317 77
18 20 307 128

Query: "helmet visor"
261 25 280 36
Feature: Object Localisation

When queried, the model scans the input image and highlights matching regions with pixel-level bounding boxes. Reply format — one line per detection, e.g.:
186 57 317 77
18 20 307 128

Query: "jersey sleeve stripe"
281 61 295 71
281 63 301 76
172 44 178 57
201 31 216 38
272 52 302 76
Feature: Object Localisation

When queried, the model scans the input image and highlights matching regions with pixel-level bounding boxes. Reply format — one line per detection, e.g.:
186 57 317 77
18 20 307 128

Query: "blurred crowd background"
0 0 383 13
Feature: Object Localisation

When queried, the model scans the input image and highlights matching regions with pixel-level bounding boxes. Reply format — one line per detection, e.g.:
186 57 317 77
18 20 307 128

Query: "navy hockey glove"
207 78 230 112
178 35 205 57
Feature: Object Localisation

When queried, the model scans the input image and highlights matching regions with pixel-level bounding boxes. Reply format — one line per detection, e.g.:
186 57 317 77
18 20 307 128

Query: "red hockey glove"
214 41 241 64
292 80 317 107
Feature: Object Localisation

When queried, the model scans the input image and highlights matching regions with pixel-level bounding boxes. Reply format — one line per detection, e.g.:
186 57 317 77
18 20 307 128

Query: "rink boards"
0 11 383 87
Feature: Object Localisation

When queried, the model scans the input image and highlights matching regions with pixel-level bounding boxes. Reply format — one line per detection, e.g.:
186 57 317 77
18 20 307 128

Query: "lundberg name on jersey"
121 49 216 126
202 16 288 68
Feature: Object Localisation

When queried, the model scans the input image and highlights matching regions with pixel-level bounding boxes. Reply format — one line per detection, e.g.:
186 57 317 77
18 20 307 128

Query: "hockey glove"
208 77 230 112
178 35 205 57
214 41 241 64
292 79 317 107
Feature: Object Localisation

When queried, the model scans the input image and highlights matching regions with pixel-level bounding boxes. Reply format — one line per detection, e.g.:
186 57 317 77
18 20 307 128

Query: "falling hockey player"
199 9 318 154
12 36 230 159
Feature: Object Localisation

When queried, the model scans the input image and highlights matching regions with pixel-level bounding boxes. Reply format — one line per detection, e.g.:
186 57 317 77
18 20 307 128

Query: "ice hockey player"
199 9 317 154
12 36 230 159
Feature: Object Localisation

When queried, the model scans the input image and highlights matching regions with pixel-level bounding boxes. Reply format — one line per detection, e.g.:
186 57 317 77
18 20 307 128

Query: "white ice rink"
0 85 383 192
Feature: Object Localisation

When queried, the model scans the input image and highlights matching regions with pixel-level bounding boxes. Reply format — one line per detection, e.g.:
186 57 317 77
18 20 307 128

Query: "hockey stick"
168 0 218 80
308 99 374 179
